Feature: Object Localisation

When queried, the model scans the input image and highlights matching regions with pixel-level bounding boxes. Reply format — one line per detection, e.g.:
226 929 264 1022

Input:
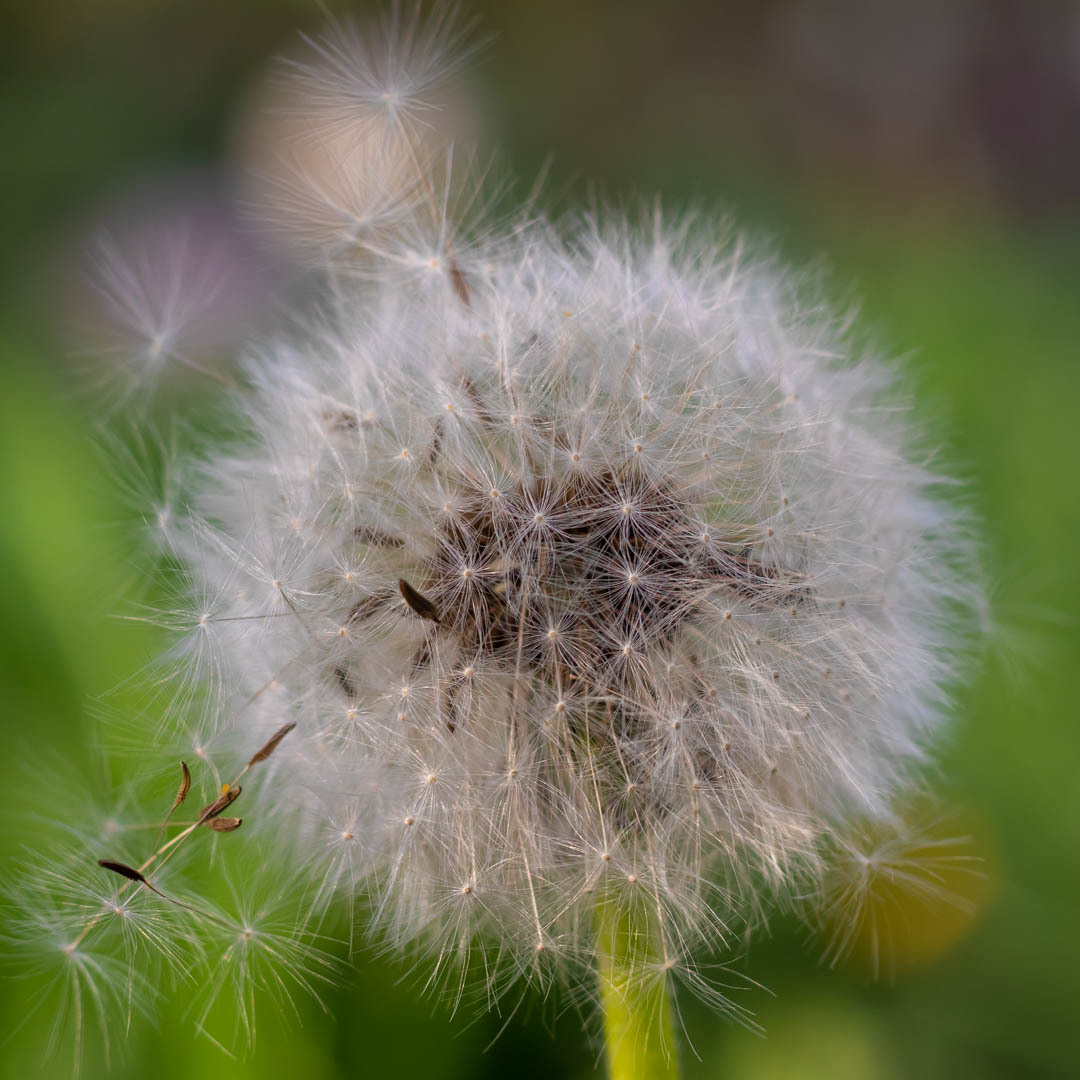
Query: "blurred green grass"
2 2 1079 1077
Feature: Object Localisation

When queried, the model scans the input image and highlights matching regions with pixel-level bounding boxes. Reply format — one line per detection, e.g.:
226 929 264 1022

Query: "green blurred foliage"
2 1 1078 1077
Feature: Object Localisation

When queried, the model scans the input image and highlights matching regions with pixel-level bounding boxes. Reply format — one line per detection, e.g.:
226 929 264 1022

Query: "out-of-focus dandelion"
809 810 989 980
7 5 989 1078
67 174 264 414
231 5 485 269
81 225 236 408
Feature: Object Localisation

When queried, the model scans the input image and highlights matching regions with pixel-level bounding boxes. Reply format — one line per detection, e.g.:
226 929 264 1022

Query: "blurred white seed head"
809 811 986 980
232 4 485 269
82 226 233 404
10 3 988 1060
70 175 263 414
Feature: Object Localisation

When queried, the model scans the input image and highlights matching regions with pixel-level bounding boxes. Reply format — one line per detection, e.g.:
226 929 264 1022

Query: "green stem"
595 897 680 1080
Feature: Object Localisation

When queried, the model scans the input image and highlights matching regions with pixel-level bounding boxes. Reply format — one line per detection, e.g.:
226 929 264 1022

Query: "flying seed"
198 785 242 824
97 859 147 885
210 817 243 833
154 759 193 846
248 722 297 767
164 760 191 819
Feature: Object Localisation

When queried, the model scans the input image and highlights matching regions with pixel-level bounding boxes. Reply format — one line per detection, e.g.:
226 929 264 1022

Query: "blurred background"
2 1 1078 1077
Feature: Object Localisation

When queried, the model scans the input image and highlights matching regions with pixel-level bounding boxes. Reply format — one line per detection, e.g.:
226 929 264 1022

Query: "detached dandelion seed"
6 5 989 1077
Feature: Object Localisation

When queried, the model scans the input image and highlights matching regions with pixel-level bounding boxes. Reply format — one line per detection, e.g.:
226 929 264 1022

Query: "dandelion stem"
595 897 679 1080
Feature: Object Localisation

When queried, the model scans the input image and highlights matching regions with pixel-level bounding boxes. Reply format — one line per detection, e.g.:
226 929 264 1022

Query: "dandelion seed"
197 786 242 825
246 722 297 767
209 817 244 833
96 860 149 886
398 578 442 623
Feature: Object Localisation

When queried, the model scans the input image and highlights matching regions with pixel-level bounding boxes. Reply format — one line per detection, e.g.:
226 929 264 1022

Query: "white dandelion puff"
282 2 483 149
11 6 990 1071
807 809 986 980
138 202 981 1010
81 226 239 409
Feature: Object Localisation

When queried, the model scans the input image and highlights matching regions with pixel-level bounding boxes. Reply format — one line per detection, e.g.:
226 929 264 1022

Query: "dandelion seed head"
142 191 985 989
12 6 990 1058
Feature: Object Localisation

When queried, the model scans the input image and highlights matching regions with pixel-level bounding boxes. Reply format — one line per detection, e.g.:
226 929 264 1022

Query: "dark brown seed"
409 639 433 673
209 817 243 833
399 579 441 624
155 759 194 845
97 859 147 884
347 594 385 624
322 408 359 432
426 418 444 466
694 750 721 783
353 525 405 548
332 665 356 698
198 785 242 824
98 860 208 910
444 680 462 735
247 722 297 767
461 377 492 427
449 256 471 307
176 761 192 804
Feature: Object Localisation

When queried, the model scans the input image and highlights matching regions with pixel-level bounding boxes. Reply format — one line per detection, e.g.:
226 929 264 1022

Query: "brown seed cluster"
379 463 810 706
423 467 699 681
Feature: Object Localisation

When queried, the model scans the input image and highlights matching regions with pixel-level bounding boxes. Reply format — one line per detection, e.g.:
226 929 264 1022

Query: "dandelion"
8 6 987 1077
80 225 239 409
808 810 986 980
